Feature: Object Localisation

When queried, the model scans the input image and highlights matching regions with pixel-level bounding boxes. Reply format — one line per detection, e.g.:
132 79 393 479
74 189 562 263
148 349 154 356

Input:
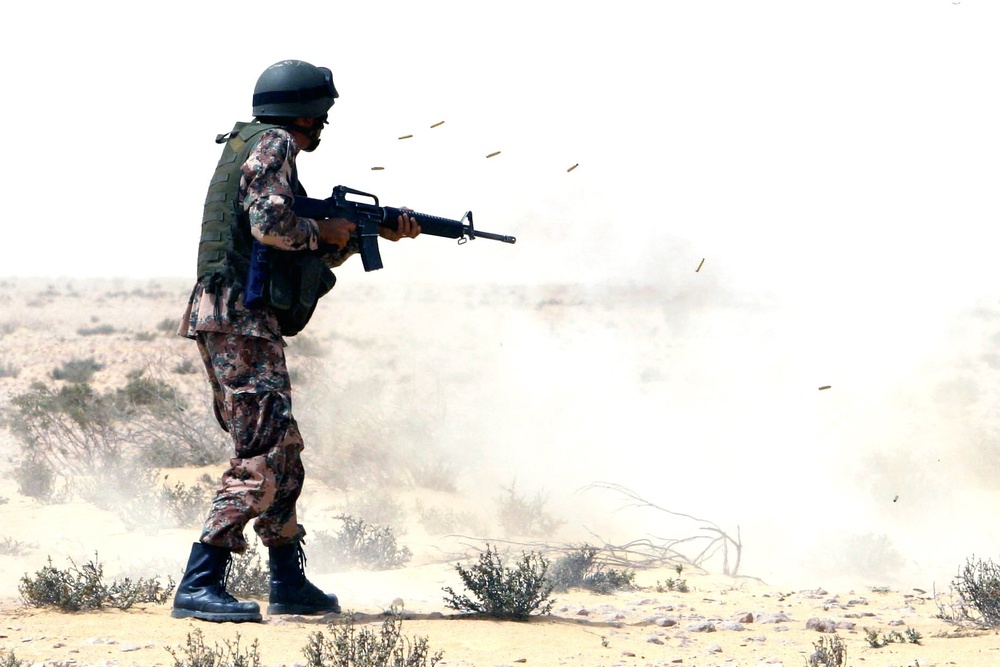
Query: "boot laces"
217 553 239 603
297 543 308 573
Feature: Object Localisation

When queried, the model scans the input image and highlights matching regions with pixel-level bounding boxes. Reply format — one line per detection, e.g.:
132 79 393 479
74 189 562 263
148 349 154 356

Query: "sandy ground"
4 568 997 667
1 278 999 667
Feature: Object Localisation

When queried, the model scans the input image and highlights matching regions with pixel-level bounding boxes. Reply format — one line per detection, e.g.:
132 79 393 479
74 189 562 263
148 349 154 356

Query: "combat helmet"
252 60 338 118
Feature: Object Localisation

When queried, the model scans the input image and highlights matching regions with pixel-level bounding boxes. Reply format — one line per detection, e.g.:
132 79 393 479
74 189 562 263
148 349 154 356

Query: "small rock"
706 644 723 653
805 617 837 633
120 644 142 652
655 617 677 627
685 621 716 632
646 636 664 644
721 621 746 631
756 612 792 624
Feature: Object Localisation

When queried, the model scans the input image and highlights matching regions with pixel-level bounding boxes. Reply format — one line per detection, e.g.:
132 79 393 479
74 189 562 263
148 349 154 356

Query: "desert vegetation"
6 278 1000 665
938 554 1000 629
18 553 174 612
442 544 554 620
303 611 443 667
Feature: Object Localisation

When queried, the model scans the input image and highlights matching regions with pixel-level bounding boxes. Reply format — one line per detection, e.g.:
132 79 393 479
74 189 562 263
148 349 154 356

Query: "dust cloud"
286 232 1000 594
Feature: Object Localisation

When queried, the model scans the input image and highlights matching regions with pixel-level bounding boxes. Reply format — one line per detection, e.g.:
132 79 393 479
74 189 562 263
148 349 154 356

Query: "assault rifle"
295 185 516 272
244 185 515 309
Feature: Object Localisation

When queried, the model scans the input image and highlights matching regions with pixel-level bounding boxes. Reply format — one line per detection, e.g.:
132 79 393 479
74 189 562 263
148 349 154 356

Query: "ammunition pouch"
267 252 336 336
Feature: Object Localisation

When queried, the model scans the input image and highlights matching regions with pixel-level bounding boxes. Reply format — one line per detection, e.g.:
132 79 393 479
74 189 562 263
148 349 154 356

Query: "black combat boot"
267 541 341 615
171 542 262 623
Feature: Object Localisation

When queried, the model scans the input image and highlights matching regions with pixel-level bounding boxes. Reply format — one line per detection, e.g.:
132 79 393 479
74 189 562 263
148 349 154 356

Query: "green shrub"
807 635 847 667
173 357 198 374
952 555 1000 627
7 372 228 490
547 545 635 594
656 578 690 593
51 357 105 383
303 611 442 667
156 317 179 334
12 456 58 501
160 478 214 527
115 369 179 406
0 360 19 378
9 381 123 471
77 324 117 336
496 481 564 537
442 544 554 620
166 629 260 667
310 515 412 572
0 650 26 667
0 536 32 557
864 626 922 647
415 502 483 535
19 553 174 611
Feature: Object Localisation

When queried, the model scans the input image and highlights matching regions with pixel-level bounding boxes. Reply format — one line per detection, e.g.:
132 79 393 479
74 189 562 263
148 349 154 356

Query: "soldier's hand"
380 210 421 242
317 218 357 249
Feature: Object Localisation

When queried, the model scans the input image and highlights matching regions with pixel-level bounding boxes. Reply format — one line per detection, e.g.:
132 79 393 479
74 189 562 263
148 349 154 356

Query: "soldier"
172 59 420 623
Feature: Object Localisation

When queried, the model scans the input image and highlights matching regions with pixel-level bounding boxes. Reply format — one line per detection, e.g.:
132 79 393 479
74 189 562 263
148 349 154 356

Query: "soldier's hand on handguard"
316 218 357 250
380 210 421 242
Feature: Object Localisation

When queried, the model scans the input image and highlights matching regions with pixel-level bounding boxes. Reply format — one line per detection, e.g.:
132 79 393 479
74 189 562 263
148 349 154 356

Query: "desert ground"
1 277 999 667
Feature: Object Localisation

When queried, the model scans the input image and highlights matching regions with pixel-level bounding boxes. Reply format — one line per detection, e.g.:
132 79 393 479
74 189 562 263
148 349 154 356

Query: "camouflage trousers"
195 331 306 553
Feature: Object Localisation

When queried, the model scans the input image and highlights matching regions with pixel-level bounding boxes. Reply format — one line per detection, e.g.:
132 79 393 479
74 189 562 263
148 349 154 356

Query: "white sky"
3 1 997 300
3 0 1000 585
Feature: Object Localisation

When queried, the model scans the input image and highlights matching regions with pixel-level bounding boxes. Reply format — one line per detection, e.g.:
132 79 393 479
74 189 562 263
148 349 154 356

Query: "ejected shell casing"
567 163 579 172
430 121 445 128
696 258 705 272
398 134 413 140
371 167 384 171
486 151 501 158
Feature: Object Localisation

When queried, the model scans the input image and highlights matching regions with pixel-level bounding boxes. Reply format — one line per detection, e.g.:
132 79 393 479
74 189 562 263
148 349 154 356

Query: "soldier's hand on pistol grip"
316 218 357 249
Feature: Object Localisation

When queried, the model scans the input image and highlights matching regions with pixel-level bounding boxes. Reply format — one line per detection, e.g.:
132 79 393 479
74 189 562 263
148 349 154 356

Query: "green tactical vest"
196 121 335 335
197 121 280 300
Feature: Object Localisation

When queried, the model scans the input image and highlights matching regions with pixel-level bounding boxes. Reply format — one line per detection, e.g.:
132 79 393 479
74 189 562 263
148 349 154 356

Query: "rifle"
244 185 515 308
294 185 516 271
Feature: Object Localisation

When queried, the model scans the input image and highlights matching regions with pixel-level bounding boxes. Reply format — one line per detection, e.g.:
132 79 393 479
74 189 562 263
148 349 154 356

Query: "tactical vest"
197 121 280 301
197 121 335 335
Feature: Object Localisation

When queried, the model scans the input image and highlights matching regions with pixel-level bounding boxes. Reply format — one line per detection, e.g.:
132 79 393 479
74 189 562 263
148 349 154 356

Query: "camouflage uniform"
179 127 353 553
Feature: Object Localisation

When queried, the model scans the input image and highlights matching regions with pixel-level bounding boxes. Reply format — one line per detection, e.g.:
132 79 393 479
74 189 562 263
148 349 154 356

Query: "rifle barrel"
472 230 517 244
